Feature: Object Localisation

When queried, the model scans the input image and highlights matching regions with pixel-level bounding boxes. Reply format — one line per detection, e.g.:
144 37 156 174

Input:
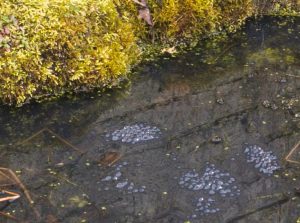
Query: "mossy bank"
0 0 299 106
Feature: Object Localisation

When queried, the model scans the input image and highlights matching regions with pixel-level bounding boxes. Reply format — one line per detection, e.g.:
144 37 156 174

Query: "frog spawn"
106 124 161 144
100 162 146 193
244 145 280 175
195 197 219 216
179 164 241 217
179 164 240 197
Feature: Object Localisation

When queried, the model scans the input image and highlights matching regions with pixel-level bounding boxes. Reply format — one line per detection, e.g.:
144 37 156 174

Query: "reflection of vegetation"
69 196 89 208
201 39 238 65
248 48 295 67
0 85 128 146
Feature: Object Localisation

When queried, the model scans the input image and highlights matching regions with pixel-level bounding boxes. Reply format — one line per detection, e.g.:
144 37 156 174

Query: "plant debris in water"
106 123 161 144
179 164 240 197
99 151 121 166
244 145 280 175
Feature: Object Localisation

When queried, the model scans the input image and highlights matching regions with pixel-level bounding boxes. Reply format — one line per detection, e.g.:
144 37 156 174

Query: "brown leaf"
99 151 121 166
138 7 153 26
132 0 153 26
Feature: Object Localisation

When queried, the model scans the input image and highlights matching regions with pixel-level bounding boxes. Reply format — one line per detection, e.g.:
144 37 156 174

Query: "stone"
211 135 222 144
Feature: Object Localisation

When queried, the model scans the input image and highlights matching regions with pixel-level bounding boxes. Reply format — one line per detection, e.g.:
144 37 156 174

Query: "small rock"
216 98 224 105
271 104 278 110
262 100 271 108
211 135 222 144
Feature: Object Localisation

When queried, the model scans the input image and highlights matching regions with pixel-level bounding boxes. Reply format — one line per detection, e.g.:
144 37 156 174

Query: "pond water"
0 17 299 223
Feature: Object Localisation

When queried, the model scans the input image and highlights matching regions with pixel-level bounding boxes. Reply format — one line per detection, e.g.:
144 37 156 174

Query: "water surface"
0 17 299 223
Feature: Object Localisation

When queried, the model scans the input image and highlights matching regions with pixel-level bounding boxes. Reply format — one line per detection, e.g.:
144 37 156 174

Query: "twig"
46 128 84 154
0 168 41 220
0 211 19 221
0 190 20 202
17 128 84 154
285 140 300 164
0 171 16 186
0 169 34 204
16 129 47 146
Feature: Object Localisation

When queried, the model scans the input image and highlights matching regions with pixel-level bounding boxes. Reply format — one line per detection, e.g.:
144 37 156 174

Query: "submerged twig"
46 128 83 154
0 168 34 205
17 128 84 154
0 211 19 221
0 170 16 187
285 140 300 164
16 129 47 146
0 190 20 203
0 168 41 220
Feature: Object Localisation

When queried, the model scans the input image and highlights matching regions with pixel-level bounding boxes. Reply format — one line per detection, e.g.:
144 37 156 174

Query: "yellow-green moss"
0 0 299 106
120 0 254 41
0 0 139 105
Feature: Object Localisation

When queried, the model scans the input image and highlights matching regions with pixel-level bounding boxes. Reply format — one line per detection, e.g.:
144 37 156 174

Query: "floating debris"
179 164 240 197
100 161 146 194
106 124 161 144
195 197 220 215
244 145 280 175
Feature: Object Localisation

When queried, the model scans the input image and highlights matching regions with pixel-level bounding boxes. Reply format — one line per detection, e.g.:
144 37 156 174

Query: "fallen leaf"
99 151 121 166
138 7 153 26
133 0 153 26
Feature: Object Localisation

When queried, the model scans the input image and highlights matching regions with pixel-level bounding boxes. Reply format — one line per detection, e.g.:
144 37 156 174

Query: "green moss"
0 0 299 106
0 0 139 105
